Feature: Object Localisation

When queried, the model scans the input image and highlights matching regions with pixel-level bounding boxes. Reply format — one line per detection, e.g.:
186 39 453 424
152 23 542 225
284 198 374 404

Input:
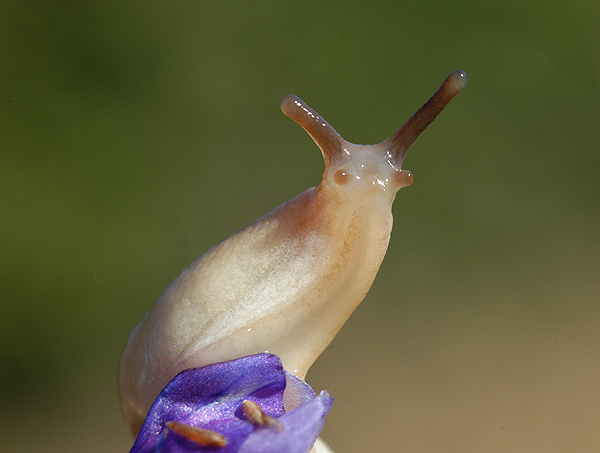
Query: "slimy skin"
119 70 468 436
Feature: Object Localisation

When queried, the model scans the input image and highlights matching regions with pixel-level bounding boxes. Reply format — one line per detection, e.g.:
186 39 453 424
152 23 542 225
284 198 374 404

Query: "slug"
120 70 468 435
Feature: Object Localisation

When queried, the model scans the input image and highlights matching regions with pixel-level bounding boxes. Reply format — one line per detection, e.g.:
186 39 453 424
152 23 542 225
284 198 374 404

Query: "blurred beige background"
1 1 599 451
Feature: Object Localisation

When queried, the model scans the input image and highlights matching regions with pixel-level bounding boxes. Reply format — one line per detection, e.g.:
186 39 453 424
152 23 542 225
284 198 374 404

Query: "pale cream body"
120 144 402 433
119 70 467 436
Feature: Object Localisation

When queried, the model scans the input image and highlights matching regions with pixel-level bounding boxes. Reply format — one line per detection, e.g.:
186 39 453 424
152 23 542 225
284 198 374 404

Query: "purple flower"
129 353 333 453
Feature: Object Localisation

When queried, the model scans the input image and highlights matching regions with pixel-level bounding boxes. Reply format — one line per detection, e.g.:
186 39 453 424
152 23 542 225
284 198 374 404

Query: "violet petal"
129 353 332 453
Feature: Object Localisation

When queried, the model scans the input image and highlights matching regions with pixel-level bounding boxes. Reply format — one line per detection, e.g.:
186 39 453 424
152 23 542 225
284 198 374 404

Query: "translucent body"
119 71 467 435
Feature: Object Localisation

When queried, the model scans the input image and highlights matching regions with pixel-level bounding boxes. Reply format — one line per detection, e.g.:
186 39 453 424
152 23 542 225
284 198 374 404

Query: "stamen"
242 400 284 431
165 420 228 447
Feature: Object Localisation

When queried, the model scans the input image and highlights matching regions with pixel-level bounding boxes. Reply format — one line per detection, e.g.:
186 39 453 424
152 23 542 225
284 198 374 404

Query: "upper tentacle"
385 70 468 164
280 94 343 165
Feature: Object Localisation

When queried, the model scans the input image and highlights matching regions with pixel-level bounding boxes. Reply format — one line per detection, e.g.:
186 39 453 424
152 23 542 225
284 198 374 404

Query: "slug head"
280 70 468 205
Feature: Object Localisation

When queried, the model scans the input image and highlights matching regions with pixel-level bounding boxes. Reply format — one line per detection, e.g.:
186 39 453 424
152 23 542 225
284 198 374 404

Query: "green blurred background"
1 1 599 451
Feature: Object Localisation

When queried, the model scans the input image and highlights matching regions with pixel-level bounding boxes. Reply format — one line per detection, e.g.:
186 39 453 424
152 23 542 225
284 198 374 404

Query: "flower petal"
239 391 333 453
129 353 332 453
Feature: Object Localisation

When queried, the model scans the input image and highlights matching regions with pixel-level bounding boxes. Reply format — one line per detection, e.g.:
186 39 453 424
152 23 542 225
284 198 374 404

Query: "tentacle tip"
395 169 414 189
280 94 301 116
447 70 468 94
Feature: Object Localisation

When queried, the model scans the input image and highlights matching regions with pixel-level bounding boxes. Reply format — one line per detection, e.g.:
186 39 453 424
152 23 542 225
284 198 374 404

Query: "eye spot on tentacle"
395 169 414 188
333 169 352 186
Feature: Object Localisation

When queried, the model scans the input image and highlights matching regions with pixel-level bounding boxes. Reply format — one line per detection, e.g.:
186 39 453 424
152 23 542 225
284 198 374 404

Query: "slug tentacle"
383 69 469 163
280 94 343 165
120 70 468 436
386 69 468 163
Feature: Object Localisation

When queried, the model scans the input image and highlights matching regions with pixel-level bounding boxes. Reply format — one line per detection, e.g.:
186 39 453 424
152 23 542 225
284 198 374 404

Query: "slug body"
120 70 468 435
